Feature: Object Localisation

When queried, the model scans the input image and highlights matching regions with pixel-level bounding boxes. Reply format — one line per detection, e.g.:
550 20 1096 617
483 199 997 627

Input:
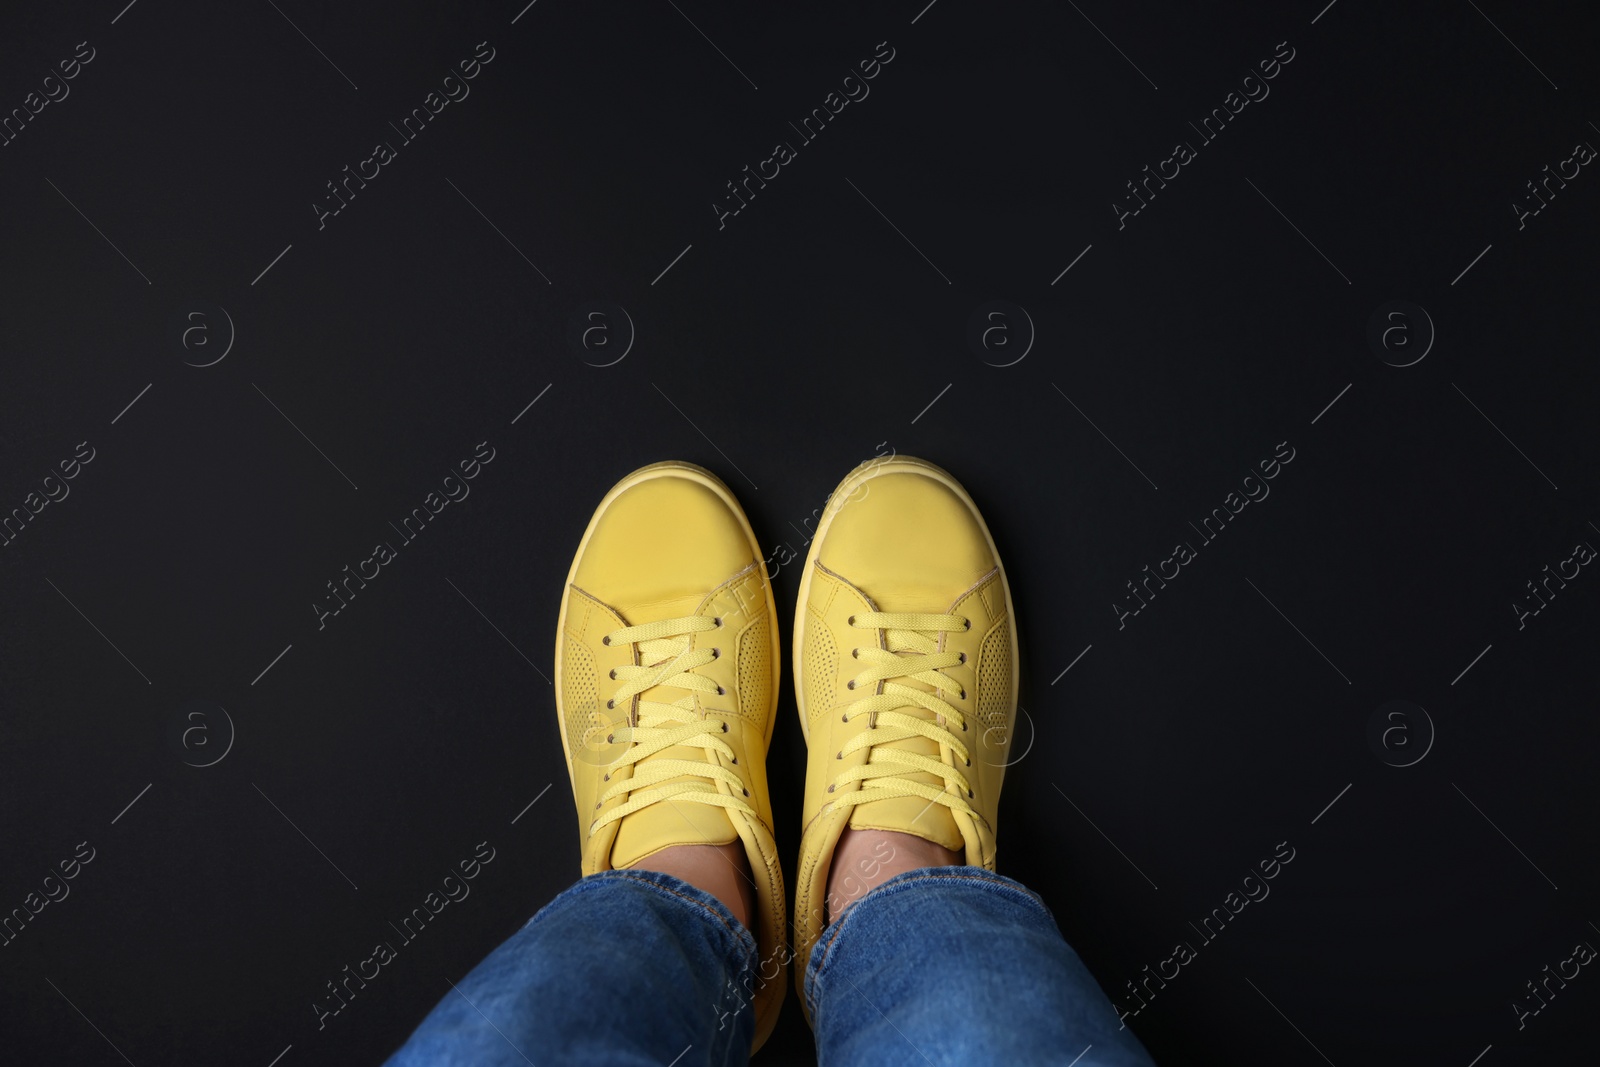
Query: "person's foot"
555 461 788 1050
791 456 1019 1021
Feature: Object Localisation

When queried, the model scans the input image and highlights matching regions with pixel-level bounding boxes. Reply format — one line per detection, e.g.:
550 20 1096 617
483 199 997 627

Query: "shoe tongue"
861 591 954 614
609 600 739 869
622 592 707 626
610 702 740 867
612 791 737 868
847 771 967 854
845 623 968 856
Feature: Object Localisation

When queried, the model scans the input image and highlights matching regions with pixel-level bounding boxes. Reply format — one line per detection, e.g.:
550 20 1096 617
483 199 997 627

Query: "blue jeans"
385 866 1156 1066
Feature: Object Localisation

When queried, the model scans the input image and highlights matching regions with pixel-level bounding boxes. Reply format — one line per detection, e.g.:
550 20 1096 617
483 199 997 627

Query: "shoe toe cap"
575 470 754 617
817 464 996 611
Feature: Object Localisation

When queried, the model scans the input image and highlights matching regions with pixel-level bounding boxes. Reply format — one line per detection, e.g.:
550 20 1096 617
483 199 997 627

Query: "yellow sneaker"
554 461 787 1049
790 455 1018 1020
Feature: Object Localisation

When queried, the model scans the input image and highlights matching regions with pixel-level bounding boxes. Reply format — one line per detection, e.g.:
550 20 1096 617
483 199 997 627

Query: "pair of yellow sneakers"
553 456 1019 1050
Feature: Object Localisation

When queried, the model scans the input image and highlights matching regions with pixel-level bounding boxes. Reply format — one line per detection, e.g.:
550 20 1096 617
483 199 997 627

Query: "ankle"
624 842 755 931
826 828 963 923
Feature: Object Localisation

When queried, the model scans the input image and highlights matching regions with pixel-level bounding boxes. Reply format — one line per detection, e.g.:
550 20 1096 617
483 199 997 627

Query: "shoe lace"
827 611 977 822
591 615 756 832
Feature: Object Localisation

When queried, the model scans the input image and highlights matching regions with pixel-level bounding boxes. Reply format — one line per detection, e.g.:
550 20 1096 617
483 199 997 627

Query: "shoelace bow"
591 615 756 832
827 611 979 823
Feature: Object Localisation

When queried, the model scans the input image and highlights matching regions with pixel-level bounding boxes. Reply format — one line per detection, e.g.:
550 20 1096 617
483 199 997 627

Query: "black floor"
2 1 1598 1064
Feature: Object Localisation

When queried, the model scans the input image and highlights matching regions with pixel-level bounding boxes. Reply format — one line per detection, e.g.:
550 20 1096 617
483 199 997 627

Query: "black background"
1 1 1597 1064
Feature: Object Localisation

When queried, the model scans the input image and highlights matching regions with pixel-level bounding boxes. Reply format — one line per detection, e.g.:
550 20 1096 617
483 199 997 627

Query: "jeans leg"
805 867 1156 1067
385 869 758 1067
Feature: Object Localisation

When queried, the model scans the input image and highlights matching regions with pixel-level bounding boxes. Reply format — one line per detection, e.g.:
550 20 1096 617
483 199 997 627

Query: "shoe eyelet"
603 773 610 781
847 615 856 626
846 680 855 690
958 652 966 664
967 789 974 798
959 690 967 700
606 734 614 743
594 802 602 810
963 620 971 631
717 685 726 696
835 751 843 760
742 788 749 797
608 669 617 680
964 758 971 766
711 648 720 659
602 635 611 645
721 722 729 733
606 699 615 709
841 713 849 722
827 784 835 793
730 756 738 765
960 723 967 732
851 649 859 659
714 617 723 627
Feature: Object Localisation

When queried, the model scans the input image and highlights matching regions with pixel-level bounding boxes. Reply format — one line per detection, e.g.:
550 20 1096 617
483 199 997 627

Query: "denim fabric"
384 868 757 1067
386 865 1156 1066
805 867 1156 1066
